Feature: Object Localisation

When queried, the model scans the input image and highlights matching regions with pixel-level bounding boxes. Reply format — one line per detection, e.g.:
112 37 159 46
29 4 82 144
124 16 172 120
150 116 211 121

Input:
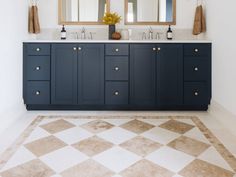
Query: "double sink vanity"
23 40 212 110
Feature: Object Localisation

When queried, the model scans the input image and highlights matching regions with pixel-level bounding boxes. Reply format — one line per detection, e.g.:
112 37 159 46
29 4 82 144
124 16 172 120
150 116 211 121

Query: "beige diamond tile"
81 120 114 133
121 120 155 134
73 136 113 156
25 135 67 157
40 119 76 134
0 159 54 177
61 159 114 177
159 120 194 134
120 136 162 157
179 159 234 177
120 159 174 177
167 136 210 157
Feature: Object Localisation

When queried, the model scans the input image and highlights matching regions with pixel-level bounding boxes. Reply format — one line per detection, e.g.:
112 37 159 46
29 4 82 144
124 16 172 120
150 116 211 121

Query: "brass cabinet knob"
73 47 77 51
153 48 156 51
36 48 41 52
114 91 119 96
35 91 40 95
115 48 119 52
194 67 199 71
194 92 199 96
35 66 41 71
157 47 161 51
78 47 82 51
114 67 119 71
194 48 199 52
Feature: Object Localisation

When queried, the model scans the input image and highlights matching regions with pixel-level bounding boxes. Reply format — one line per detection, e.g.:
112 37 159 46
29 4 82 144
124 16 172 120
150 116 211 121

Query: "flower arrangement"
103 12 121 25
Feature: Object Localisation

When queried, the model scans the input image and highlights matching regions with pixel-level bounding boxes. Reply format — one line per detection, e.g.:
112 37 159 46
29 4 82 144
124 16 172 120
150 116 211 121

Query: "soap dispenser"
167 25 173 40
61 25 67 40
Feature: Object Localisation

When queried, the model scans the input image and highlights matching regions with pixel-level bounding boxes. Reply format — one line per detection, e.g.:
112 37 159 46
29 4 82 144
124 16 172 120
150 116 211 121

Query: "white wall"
38 0 196 29
0 1 28 134
206 0 236 115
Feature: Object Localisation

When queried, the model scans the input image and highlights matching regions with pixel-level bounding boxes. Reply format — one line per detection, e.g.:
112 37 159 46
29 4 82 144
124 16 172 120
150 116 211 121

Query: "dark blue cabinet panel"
130 44 156 105
26 44 50 56
78 44 105 105
51 44 78 105
157 44 183 106
106 44 129 56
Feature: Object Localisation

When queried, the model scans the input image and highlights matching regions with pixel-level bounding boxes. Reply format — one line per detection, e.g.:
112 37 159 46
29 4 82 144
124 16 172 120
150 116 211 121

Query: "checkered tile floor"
0 117 235 177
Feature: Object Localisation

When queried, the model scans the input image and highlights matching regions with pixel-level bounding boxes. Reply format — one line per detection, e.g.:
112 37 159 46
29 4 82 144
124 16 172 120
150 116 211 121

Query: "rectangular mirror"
58 0 110 25
125 0 176 25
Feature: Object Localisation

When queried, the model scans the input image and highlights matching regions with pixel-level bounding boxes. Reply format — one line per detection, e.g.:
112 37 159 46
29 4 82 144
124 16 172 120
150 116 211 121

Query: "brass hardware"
194 48 199 52
115 48 119 52
36 66 40 71
194 92 199 96
78 47 82 51
153 48 156 51
114 67 119 71
36 91 40 95
114 91 119 96
194 67 199 71
73 47 77 51
157 47 161 51
36 48 41 52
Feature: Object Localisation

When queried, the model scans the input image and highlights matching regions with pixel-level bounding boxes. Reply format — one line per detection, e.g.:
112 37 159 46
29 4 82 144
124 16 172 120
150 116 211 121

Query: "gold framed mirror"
58 0 110 25
125 0 176 25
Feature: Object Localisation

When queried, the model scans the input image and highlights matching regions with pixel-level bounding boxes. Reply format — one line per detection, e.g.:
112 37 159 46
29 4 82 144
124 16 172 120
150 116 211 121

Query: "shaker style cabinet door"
51 44 78 105
157 44 183 106
130 44 156 106
77 44 105 105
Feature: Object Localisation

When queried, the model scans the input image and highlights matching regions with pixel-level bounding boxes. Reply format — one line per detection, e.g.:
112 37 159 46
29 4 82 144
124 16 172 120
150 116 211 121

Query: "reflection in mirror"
126 0 175 24
60 0 109 23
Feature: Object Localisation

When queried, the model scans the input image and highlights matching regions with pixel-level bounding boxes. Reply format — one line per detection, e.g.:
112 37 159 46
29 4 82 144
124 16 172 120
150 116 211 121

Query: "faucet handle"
142 32 147 40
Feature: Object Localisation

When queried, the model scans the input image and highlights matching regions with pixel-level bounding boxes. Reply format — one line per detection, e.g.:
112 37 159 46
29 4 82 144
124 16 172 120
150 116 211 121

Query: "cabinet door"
130 44 156 105
157 44 183 106
78 44 105 105
51 44 78 105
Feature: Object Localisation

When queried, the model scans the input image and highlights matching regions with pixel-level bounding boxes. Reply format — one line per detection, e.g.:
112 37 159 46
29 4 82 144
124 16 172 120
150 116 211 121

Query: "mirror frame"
58 0 110 25
124 0 176 25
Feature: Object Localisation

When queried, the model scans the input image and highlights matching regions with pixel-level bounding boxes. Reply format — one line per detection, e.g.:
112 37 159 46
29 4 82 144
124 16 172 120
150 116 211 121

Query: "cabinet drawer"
27 44 50 56
106 44 129 56
184 57 209 81
184 82 208 105
106 82 128 105
27 56 50 81
184 44 211 56
26 81 50 104
105 57 128 81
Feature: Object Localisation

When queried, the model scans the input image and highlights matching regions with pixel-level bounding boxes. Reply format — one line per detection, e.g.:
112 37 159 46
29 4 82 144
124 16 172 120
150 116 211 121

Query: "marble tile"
54 127 93 145
40 146 88 173
40 119 75 134
159 120 194 134
61 159 114 177
121 120 155 134
179 159 234 177
24 127 51 144
101 119 132 126
0 159 54 177
24 136 67 157
81 120 114 133
142 127 180 145
120 136 162 157
97 127 137 145
184 127 210 144
120 159 174 177
93 147 141 173
73 136 113 157
167 136 210 156
139 118 170 126
146 146 195 173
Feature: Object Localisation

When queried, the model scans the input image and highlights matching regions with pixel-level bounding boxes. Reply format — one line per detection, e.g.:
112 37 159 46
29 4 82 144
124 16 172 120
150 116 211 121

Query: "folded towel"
193 5 206 35
28 5 40 34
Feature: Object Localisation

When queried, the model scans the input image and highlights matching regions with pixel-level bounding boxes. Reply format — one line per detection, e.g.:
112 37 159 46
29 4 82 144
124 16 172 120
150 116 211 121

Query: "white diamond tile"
93 147 141 173
40 146 88 173
172 175 184 177
98 127 137 145
50 175 62 177
38 118 62 126
184 127 210 144
24 127 51 144
138 119 170 126
142 127 180 145
198 146 234 172
176 119 195 126
65 119 95 126
54 127 93 145
146 146 194 173
1 147 36 171
102 119 131 126
112 175 123 177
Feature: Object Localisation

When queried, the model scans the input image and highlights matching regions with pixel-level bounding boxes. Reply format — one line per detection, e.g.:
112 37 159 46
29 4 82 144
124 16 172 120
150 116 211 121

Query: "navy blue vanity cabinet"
78 44 105 105
157 44 183 107
23 43 51 105
51 44 78 105
130 44 156 106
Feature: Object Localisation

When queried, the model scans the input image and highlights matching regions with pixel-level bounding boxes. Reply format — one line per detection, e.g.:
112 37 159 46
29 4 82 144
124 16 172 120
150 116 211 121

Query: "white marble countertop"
23 39 212 43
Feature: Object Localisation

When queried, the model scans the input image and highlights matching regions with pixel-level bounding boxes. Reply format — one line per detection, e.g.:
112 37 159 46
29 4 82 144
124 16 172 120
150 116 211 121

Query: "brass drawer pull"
194 91 199 96
35 91 41 95
194 48 199 53
114 67 119 71
35 66 41 71
36 48 41 52
114 91 119 96
194 67 199 71
115 48 119 52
